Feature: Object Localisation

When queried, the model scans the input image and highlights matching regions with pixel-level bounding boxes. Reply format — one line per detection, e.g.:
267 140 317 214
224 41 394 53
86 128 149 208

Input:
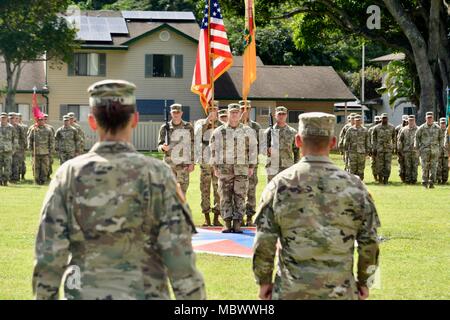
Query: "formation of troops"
0 111 85 186
339 112 448 188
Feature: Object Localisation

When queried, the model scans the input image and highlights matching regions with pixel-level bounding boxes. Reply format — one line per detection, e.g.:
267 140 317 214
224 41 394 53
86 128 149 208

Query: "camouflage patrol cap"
276 106 287 114
402 115 409 121
218 109 228 117
239 100 251 108
43 114 48 118
426 111 433 118
88 79 136 107
381 113 388 118
228 103 240 111
0 112 7 118
67 112 75 118
17 113 22 117
440 117 446 123
8 112 15 117
213 100 220 108
298 112 336 137
374 116 381 121
63 115 70 121
408 115 415 120
170 104 182 112
354 114 362 120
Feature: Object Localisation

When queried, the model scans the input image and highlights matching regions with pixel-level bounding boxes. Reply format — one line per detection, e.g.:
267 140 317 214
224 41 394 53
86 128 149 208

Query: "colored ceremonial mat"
192 227 256 258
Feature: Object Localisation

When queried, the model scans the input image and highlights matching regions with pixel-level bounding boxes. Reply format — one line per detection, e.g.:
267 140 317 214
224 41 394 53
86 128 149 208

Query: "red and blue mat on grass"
192 227 256 258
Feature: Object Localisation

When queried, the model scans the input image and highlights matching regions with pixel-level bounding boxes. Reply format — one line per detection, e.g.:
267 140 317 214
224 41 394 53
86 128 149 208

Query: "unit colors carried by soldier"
253 112 380 300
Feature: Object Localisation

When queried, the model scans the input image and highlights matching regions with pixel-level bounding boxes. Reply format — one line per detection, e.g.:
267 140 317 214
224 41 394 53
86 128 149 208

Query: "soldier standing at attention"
0 112 18 186
55 115 80 165
32 80 205 300
264 106 299 182
239 100 262 226
27 115 54 185
210 103 256 233
415 112 444 188
343 114 370 180
158 104 195 195
67 112 86 153
17 113 28 180
253 112 380 300
395 115 409 182
436 118 449 184
397 115 419 184
43 114 55 180
11 113 26 182
371 113 396 184
338 113 356 171
194 101 222 227
368 116 381 181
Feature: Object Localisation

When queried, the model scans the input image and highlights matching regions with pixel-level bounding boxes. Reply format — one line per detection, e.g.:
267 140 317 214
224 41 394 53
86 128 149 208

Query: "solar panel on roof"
106 17 128 34
77 31 112 42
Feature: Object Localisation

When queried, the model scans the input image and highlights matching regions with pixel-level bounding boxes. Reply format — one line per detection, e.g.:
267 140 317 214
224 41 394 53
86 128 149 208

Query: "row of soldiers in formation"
157 101 299 233
339 112 449 188
0 112 85 185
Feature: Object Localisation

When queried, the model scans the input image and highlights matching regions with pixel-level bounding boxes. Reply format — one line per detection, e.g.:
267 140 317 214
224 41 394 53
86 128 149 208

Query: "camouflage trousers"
419 151 438 184
343 151 349 171
48 156 54 179
397 153 405 181
371 154 378 179
0 152 12 183
267 166 290 182
59 151 75 165
200 164 220 215
11 150 25 181
170 164 190 195
402 151 419 183
33 154 50 184
245 167 258 217
436 153 449 184
218 174 248 221
347 152 366 180
375 152 392 179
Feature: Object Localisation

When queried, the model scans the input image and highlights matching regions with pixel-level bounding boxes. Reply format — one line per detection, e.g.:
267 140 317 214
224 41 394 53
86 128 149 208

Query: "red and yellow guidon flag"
242 0 257 101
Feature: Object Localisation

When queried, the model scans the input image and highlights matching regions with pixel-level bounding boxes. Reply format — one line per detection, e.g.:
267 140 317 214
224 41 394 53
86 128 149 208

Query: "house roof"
370 53 405 63
232 56 264 67
215 65 356 101
0 59 47 93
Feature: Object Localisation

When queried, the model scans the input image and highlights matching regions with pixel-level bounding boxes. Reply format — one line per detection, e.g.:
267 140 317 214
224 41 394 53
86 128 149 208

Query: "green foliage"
378 60 417 108
342 66 383 100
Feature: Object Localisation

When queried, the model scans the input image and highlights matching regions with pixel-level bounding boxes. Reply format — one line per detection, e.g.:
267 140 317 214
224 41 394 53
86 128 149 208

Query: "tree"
0 0 77 112
256 0 450 122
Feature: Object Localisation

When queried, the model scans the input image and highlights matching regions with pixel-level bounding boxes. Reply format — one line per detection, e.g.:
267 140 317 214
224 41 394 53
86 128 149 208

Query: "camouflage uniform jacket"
210 123 257 176
414 123 443 154
158 120 194 166
28 125 54 155
13 124 27 151
264 124 299 168
0 123 18 153
55 125 80 153
253 156 380 300
371 123 396 153
194 118 221 164
443 128 449 155
343 126 370 154
71 122 85 145
338 123 352 151
397 126 418 153
32 141 206 300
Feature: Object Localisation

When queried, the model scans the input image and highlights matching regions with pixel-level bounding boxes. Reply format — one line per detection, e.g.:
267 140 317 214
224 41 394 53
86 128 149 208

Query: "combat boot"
3 180 8 187
222 219 233 233
213 213 222 226
246 215 256 227
422 182 428 188
373 174 378 182
21 174 25 180
202 213 211 227
383 177 388 185
428 183 435 189
233 220 243 234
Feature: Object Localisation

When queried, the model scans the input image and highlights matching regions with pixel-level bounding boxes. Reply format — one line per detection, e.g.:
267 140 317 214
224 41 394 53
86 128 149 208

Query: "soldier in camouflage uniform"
194 101 222 227
55 115 80 165
368 116 381 181
239 100 262 226
436 118 449 184
32 80 205 300
338 113 356 170
17 113 29 180
343 114 370 180
397 115 419 184
253 112 380 300
264 106 299 182
158 104 195 195
415 112 444 188
371 113 396 184
395 115 409 182
28 115 54 185
218 108 228 124
42 114 55 180
210 103 257 233
10 113 26 182
68 112 86 152
0 112 18 186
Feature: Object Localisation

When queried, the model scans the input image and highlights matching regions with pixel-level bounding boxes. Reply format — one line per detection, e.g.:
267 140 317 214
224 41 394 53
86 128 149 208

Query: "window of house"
288 110 304 123
403 106 415 115
68 53 106 77
145 54 183 78
17 104 30 121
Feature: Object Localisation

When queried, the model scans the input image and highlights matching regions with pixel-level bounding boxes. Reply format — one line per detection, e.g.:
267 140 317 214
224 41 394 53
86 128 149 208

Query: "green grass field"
0 153 449 300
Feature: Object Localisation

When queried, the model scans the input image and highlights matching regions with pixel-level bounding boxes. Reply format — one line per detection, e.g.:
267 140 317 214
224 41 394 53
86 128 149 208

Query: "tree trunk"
4 57 22 113
383 0 439 124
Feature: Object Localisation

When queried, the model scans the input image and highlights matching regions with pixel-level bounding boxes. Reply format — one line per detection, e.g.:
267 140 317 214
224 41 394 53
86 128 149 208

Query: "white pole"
361 43 365 105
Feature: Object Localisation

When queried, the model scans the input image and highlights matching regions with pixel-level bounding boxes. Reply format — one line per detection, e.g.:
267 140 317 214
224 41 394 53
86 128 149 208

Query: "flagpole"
208 0 216 131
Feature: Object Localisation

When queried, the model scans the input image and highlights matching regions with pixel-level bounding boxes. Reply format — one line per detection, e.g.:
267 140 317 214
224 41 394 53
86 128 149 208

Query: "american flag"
191 0 233 112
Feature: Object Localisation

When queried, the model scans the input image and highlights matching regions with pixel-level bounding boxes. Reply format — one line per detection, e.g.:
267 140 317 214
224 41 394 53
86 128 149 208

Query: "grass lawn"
0 152 449 300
